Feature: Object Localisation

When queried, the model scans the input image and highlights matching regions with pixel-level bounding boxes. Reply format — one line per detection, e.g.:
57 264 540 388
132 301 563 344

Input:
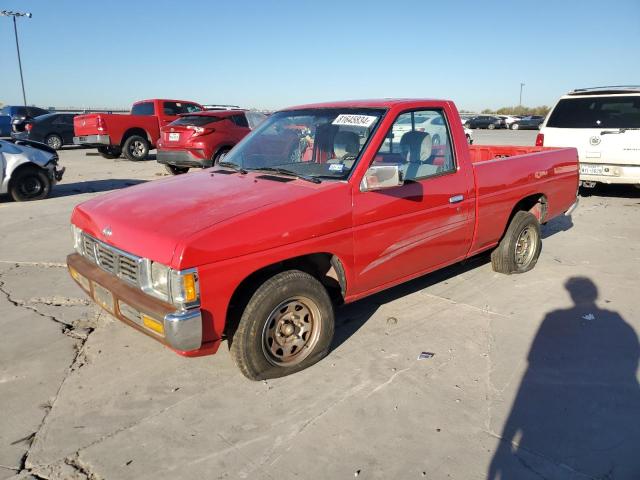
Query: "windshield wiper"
600 128 640 135
252 167 321 184
218 161 247 174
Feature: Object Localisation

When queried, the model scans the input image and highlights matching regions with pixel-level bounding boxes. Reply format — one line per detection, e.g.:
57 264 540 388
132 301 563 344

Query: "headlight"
71 224 83 254
141 260 199 309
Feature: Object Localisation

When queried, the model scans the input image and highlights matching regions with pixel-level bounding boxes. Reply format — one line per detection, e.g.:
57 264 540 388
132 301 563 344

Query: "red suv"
156 110 266 174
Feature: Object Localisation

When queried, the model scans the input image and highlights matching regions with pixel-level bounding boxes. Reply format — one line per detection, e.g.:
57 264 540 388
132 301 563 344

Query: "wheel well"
224 253 346 337
213 145 234 160
509 193 548 225
120 128 150 146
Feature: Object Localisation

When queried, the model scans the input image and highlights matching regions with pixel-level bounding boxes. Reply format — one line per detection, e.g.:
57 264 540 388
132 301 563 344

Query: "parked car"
203 104 241 111
497 115 520 128
157 110 266 175
465 115 505 129
538 86 640 188
0 139 65 201
0 105 49 137
73 99 204 161
464 126 474 144
66 98 578 380
511 115 544 130
11 113 77 150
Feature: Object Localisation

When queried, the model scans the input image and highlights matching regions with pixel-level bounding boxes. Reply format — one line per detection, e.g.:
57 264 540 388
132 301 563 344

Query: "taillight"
96 116 106 132
188 126 214 136
25 123 33 132
535 133 544 146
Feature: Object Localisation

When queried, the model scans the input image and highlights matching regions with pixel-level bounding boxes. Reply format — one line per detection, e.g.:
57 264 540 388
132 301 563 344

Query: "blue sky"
1 0 638 111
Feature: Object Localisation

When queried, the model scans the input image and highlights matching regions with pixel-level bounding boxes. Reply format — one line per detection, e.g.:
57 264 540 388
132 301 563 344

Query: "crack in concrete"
0 260 66 268
0 264 99 479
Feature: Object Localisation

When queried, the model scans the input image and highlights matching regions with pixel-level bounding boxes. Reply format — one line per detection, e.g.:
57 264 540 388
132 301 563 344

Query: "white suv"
538 86 640 188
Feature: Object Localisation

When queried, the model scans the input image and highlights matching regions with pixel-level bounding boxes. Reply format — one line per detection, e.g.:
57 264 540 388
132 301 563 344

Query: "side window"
231 114 249 128
163 102 202 115
373 110 456 182
132 102 155 116
246 112 267 129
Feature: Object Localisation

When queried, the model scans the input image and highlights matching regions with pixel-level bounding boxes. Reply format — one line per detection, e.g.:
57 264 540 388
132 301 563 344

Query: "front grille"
80 233 141 286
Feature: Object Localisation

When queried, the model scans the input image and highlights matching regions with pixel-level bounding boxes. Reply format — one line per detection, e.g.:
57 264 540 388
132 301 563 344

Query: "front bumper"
73 134 111 146
157 149 212 168
67 253 203 352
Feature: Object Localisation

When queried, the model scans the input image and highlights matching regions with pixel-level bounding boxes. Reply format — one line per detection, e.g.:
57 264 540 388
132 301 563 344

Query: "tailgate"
74 114 102 136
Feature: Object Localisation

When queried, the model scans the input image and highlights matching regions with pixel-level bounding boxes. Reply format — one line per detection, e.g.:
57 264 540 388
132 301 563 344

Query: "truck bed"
468 145 579 255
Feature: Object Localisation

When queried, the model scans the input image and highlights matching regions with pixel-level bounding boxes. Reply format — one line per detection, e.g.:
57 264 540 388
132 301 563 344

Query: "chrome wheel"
262 296 322 366
46 135 62 150
514 226 536 267
129 140 145 158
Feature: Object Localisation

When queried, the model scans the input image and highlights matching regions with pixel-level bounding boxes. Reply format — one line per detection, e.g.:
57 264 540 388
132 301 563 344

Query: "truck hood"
72 170 353 268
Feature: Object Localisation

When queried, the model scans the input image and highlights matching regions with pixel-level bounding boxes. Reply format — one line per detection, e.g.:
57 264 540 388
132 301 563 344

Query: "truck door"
352 109 475 294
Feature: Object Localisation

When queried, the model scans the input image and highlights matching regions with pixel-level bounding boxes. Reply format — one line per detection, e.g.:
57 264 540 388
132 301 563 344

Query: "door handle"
449 194 464 204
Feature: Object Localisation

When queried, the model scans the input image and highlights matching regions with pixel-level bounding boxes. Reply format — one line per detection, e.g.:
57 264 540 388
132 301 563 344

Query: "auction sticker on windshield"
332 114 378 128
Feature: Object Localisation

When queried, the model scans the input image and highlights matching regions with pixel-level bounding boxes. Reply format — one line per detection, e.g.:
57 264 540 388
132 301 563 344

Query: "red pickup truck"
73 99 203 161
67 99 579 380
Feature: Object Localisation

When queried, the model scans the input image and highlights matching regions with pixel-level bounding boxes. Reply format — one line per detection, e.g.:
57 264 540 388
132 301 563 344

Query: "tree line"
478 105 551 116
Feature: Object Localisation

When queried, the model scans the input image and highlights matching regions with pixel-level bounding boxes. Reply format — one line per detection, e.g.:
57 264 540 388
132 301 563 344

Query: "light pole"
1 10 33 107
519 82 525 107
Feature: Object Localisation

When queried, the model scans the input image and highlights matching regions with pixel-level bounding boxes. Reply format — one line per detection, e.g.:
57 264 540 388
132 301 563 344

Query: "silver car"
0 139 65 201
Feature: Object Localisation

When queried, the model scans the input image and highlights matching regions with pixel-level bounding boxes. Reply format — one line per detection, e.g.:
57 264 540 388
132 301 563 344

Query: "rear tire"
45 134 63 150
488 123 496 130
213 147 231 165
123 135 150 161
229 270 335 380
165 164 189 175
491 211 542 274
9 167 52 202
97 146 122 159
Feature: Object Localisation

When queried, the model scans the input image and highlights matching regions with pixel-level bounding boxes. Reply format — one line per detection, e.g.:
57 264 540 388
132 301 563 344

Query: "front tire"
45 134 63 150
230 270 335 380
9 167 52 201
431 134 441 146
165 164 189 175
491 211 542 274
511 123 519 130
488 123 496 130
122 135 150 161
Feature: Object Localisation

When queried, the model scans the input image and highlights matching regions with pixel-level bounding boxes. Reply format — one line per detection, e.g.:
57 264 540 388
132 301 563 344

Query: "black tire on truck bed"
229 270 335 380
491 211 542 274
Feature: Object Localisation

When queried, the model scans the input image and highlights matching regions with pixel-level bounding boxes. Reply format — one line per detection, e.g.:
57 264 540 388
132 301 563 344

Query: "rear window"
132 102 155 116
170 115 222 127
163 102 202 115
547 96 640 128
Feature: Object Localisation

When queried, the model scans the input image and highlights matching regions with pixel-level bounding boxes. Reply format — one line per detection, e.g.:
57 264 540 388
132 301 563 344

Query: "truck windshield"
222 108 385 180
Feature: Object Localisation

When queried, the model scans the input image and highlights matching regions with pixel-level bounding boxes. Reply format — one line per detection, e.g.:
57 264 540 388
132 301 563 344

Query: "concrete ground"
1 131 639 480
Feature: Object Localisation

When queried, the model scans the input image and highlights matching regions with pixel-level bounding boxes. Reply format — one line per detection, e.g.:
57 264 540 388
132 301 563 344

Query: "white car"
392 113 473 145
538 86 640 188
498 115 520 128
0 139 65 201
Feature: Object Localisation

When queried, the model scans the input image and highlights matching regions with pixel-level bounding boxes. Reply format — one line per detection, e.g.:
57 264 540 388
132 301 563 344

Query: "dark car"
11 113 77 150
511 115 544 130
6 106 50 133
1 105 49 137
464 115 505 129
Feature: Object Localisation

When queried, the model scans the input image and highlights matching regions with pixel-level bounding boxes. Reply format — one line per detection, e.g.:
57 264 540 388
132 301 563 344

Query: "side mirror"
360 164 403 192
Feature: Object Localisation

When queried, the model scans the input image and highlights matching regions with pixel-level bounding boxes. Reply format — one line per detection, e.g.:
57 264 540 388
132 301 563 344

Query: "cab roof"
281 98 452 111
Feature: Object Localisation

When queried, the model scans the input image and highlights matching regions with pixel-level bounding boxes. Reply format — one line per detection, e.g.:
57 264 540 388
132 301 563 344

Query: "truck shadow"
50 179 147 198
84 152 157 161
332 253 491 350
487 277 640 478
541 214 573 239
580 184 640 198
